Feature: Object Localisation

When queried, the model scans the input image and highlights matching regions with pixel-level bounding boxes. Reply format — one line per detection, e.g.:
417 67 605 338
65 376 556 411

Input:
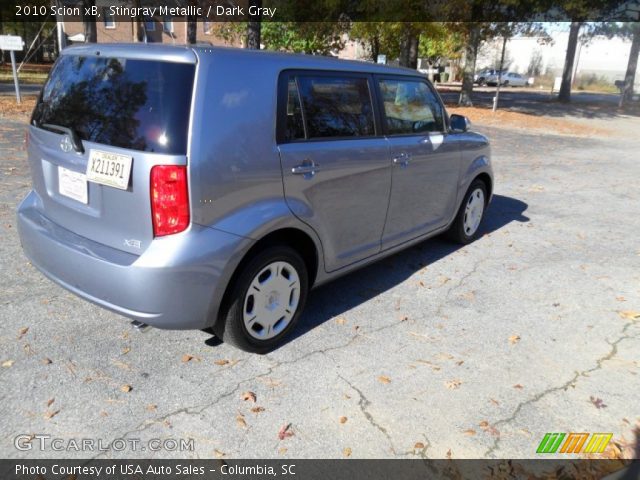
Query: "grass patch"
0 96 37 121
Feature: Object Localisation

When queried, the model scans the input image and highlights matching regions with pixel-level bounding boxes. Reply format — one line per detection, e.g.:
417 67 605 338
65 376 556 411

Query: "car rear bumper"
17 191 250 330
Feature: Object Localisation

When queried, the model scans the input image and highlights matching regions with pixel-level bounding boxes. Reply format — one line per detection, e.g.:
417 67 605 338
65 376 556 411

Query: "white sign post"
0 35 25 104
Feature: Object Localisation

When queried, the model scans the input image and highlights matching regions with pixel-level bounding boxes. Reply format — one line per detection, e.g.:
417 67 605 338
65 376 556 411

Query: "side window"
297 76 374 139
378 79 444 135
285 78 305 141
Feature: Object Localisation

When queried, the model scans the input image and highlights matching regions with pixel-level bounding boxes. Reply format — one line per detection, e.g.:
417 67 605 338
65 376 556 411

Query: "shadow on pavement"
204 194 529 350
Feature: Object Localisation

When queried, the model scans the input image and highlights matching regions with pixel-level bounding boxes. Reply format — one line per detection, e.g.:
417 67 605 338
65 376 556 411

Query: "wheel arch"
211 227 321 330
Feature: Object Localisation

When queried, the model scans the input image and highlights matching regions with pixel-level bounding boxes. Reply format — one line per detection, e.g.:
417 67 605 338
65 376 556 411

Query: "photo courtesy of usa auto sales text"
16 463 297 477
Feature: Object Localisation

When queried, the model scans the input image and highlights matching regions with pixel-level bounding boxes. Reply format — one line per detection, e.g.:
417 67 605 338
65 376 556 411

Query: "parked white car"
486 72 529 87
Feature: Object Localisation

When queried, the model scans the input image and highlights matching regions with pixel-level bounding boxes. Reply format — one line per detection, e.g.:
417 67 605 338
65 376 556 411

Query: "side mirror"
449 114 471 133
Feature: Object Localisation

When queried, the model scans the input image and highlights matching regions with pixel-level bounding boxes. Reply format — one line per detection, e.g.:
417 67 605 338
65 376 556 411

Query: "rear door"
28 51 195 254
375 76 461 248
278 71 391 272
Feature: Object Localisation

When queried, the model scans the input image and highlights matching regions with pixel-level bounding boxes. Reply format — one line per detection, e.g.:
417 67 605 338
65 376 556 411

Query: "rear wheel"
446 180 488 244
214 246 308 353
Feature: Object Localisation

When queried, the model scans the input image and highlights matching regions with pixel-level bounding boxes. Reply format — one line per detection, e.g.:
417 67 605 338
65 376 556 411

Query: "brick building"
58 2 240 46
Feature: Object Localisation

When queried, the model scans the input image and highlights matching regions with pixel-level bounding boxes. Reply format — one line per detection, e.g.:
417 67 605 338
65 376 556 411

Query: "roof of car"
62 43 424 78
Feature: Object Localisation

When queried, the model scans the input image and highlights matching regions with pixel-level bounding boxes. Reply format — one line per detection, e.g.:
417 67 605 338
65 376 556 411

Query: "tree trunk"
459 24 480 106
399 26 411 67
493 35 508 112
558 21 581 103
246 0 262 49
187 18 197 44
370 35 379 63
619 25 640 107
82 0 97 43
408 34 419 69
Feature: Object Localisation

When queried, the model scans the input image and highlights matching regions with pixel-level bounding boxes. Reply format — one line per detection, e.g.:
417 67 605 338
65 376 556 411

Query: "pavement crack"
435 258 485 319
484 320 639 457
337 373 396 455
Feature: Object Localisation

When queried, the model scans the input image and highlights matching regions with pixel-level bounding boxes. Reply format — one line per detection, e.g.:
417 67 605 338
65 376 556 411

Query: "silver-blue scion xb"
17 44 493 353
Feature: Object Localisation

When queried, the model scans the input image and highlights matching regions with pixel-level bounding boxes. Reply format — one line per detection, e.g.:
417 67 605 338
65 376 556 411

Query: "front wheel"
214 246 308 353
446 180 488 244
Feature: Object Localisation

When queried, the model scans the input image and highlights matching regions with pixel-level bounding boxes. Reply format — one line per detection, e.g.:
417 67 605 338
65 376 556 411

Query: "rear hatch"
28 45 196 254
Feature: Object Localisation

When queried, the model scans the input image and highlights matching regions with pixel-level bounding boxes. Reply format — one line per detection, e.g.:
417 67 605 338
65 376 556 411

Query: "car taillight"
150 165 189 237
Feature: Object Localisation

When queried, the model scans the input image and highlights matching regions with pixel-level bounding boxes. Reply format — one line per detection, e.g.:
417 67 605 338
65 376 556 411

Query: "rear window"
32 55 195 155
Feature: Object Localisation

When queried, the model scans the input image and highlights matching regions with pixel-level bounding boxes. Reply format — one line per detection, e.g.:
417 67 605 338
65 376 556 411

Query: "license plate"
86 149 132 190
58 166 88 204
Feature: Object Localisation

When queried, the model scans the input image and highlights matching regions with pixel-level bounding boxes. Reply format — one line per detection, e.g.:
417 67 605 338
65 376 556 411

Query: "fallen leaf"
250 406 265 414
513 384 524 389
2 360 15 368
236 414 247 429
456 360 464 366
490 398 500 406
399 315 409 322
46 398 54 407
479 420 500 436
182 354 194 363
414 442 425 449
278 423 294 440
214 449 226 458
120 384 132 393
509 334 521 345
112 360 131 371
242 391 257 403
615 296 626 302
446 449 452 459
590 396 607 409
18 327 29 338
146 404 157 412
377 375 391 384
343 447 352 457
339 416 348 424
335 317 347 325
44 410 60 420
445 379 462 390
461 291 476 301
618 311 640 320
121 347 131 355
463 429 476 436
41 358 52 365
214 359 230 366
278 447 288 455
100 411 108 417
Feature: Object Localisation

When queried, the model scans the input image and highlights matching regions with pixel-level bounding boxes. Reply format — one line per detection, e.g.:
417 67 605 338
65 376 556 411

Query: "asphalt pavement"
0 92 638 463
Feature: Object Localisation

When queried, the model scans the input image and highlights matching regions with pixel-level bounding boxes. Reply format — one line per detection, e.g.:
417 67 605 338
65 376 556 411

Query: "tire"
214 246 308 353
446 180 488 245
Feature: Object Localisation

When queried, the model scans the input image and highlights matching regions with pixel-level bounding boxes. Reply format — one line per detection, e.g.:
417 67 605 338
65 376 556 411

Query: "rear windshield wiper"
40 123 85 154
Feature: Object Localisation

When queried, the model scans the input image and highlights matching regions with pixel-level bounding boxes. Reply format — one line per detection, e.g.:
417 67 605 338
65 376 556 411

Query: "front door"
278 72 392 272
376 76 461 248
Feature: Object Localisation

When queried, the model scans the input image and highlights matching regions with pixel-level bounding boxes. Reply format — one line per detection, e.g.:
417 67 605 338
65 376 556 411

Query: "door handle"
291 161 320 176
392 152 411 168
